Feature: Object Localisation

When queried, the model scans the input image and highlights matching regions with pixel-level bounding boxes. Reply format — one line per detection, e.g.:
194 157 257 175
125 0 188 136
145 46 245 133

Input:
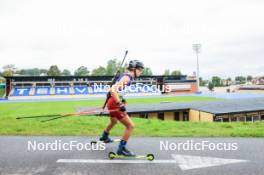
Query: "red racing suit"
107 73 133 120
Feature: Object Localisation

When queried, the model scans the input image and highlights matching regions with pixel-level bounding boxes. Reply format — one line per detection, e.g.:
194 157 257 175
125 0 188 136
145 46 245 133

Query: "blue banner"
55 87 70 95
74 86 88 95
12 88 30 96
35 87 50 96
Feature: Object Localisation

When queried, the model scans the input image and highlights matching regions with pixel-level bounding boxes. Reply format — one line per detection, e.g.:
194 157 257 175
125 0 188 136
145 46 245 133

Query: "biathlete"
99 60 144 156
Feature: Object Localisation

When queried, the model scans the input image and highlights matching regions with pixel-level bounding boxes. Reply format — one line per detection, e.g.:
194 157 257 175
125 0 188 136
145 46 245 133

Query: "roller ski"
108 152 154 161
108 139 154 161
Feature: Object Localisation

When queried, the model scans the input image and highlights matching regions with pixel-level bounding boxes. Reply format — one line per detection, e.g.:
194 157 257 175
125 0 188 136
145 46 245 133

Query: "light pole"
192 43 201 93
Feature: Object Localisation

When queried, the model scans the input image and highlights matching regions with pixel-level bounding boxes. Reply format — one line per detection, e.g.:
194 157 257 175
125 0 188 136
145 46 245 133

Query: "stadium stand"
3 75 197 98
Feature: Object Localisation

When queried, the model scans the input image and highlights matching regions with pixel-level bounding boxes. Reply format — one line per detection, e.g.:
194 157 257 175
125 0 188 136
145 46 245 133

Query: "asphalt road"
0 136 263 175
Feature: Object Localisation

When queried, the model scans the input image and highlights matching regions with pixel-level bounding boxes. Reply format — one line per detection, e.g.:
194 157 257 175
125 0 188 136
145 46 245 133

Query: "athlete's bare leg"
119 114 134 141
105 117 118 133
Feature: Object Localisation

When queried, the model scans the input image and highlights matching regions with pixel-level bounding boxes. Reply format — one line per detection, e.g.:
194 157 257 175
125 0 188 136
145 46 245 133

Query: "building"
98 98 264 122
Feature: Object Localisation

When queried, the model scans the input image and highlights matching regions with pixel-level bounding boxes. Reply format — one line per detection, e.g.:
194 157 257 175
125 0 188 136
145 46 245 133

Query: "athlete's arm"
110 75 130 104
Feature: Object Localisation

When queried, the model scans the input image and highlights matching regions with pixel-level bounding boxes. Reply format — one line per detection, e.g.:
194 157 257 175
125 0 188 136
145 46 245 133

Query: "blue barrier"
35 87 50 96
10 84 158 96
12 88 30 96
74 86 89 95
55 87 70 95
91 85 108 94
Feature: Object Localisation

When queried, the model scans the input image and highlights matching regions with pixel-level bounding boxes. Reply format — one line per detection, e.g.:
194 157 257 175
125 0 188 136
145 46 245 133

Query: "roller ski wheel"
146 154 155 161
108 152 116 160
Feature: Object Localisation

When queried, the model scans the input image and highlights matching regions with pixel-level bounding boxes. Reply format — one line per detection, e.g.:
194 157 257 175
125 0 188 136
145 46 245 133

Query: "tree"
47 65 61 76
17 68 41 76
235 76 246 84
30 68 40 76
0 76 4 83
208 81 215 91
40 69 48 76
61 69 71 76
91 66 107 76
0 72 3 82
142 67 153 76
247 75 253 82
164 69 170 76
225 77 232 86
106 59 119 76
120 63 128 74
199 77 206 86
74 66 90 76
211 76 223 87
2 64 16 76
171 70 181 76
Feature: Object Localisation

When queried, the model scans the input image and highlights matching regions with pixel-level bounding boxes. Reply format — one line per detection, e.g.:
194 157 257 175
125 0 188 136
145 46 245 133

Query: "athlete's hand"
117 102 126 112
121 98 127 105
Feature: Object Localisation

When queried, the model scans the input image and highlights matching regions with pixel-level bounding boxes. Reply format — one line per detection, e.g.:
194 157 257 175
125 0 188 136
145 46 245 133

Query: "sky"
0 0 264 79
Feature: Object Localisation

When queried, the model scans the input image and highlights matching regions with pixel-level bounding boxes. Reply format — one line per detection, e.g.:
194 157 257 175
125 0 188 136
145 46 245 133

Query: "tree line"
0 59 182 77
200 75 264 91
0 63 263 90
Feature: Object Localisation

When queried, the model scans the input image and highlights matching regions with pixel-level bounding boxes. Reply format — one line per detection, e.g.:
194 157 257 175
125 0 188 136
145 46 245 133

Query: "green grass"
0 88 4 97
0 96 217 117
1 95 263 137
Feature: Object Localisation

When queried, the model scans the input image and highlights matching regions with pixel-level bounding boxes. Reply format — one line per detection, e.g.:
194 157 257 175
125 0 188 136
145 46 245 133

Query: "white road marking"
57 154 248 171
171 155 248 170
57 159 177 164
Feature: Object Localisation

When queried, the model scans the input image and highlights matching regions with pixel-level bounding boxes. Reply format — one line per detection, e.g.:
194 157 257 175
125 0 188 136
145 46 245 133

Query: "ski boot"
117 140 136 156
99 131 113 143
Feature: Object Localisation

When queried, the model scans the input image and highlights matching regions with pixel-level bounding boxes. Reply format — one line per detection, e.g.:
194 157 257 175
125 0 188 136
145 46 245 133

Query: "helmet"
128 60 144 69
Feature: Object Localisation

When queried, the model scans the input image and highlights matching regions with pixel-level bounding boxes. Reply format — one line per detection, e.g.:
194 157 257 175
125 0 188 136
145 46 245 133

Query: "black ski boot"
99 131 113 143
117 140 136 156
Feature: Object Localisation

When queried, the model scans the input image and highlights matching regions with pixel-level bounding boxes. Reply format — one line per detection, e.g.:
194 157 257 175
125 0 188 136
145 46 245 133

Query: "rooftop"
124 97 264 115
76 97 264 116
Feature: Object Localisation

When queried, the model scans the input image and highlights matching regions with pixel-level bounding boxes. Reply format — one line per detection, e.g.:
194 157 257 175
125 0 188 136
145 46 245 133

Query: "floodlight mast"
192 43 201 93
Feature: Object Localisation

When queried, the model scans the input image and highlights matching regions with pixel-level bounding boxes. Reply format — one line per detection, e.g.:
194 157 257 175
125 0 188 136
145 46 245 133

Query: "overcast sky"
0 0 264 79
